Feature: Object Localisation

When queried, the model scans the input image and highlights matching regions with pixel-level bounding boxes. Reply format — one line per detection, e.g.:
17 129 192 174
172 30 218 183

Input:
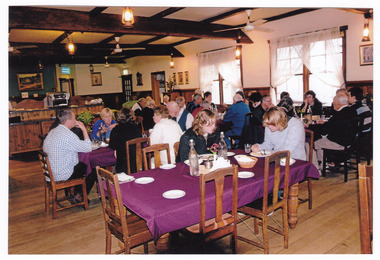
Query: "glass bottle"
189 139 199 176
218 132 228 159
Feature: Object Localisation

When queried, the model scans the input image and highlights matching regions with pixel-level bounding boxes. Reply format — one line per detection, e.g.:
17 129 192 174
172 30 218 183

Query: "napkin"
209 157 231 172
117 172 135 182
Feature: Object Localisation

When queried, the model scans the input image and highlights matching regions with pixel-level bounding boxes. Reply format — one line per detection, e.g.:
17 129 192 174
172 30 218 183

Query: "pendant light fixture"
170 53 175 68
67 39 75 55
362 10 372 42
122 7 134 28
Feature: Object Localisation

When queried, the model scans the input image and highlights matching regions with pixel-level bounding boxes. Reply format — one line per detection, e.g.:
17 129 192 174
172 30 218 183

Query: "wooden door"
121 74 133 104
151 72 165 106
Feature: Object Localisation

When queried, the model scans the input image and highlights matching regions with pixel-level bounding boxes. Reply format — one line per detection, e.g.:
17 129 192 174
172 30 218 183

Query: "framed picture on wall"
172 72 177 85
185 71 189 84
91 72 102 86
17 72 44 91
178 72 184 85
359 44 373 66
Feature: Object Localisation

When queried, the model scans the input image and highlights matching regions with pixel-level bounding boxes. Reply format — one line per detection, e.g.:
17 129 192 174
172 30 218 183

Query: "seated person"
162 95 170 106
186 93 202 113
142 99 156 131
252 94 274 144
176 96 186 109
109 108 142 173
90 108 116 140
131 98 147 117
150 105 183 165
222 93 250 148
310 94 356 171
204 91 216 111
167 101 194 131
248 91 262 112
192 100 211 118
178 109 221 162
251 107 306 160
348 87 372 133
277 96 297 117
43 108 93 202
300 90 323 115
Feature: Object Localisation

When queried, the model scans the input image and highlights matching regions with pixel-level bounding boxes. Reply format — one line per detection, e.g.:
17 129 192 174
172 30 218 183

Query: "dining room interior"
7 0 375 256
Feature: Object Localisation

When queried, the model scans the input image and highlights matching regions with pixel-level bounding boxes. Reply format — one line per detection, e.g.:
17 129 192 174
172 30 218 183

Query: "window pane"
211 81 220 105
309 75 336 106
276 75 303 103
223 81 233 105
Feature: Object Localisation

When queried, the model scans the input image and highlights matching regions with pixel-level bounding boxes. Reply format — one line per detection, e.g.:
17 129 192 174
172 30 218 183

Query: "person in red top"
192 101 210 118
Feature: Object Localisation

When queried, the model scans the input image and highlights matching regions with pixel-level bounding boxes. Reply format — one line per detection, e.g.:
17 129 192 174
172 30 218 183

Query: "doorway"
121 74 133 104
151 71 165 105
59 78 75 96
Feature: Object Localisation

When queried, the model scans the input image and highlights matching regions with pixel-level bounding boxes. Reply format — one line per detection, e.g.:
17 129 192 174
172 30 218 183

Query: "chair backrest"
135 116 145 135
199 165 238 234
305 129 314 163
358 162 373 254
38 151 55 185
262 151 290 212
142 143 171 170
173 141 180 160
96 166 129 242
126 137 150 174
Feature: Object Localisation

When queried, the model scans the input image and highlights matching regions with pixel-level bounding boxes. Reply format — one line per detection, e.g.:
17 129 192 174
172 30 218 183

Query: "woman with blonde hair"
251 107 306 160
91 107 116 140
178 109 221 162
150 105 183 165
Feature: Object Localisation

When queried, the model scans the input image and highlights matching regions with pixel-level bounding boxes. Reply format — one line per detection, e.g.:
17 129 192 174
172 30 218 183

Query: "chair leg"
262 216 269 254
230 225 237 253
307 178 312 209
322 152 327 177
82 182 89 210
45 185 49 213
253 217 259 234
105 230 112 254
52 190 57 219
282 206 289 249
144 243 149 254
343 160 348 182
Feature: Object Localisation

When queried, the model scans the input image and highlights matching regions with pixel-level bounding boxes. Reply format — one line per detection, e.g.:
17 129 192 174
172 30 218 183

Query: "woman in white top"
150 105 183 165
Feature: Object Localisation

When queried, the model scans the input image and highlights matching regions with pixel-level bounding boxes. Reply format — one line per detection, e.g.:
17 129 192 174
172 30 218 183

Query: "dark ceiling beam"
137 35 167 45
97 33 124 45
264 8 318 23
52 31 72 45
150 7 185 19
89 7 108 17
9 6 253 44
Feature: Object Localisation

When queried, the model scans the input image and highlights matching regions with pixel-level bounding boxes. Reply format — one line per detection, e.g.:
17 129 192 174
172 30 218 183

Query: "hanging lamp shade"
122 7 134 27
67 40 75 55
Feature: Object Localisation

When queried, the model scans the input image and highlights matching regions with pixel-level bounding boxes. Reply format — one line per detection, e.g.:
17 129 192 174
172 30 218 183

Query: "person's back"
223 101 250 136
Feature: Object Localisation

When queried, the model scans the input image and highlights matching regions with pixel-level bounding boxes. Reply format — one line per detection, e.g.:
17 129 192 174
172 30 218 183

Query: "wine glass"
244 144 251 153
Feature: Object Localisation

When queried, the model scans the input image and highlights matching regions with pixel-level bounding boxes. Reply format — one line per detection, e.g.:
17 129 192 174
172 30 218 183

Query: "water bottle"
189 139 199 176
218 132 228 160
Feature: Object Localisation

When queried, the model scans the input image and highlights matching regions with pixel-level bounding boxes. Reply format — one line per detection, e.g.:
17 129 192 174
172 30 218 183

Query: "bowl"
234 155 258 168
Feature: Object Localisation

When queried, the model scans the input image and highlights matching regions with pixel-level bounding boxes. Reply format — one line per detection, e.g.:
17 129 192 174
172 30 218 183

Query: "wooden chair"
358 162 373 254
38 151 88 219
238 151 290 254
135 116 145 135
96 166 153 254
299 129 314 209
126 137 150 174
173 141 180 160
185 165 239 253
142 143 171 170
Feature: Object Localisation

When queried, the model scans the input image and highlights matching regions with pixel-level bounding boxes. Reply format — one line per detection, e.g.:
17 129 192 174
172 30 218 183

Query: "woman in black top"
109 107 142 173
300 90 323 115
178 109 220 162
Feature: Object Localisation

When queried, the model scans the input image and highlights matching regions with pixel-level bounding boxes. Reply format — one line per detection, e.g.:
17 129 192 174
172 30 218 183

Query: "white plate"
162 190 186 199
250 151 272 157
159 164 176 170
238 171 255 178
117 172 135 183
184 159 203 165
99 143 108 148
227 152 235 157
135 177 154 184
280 158 296 166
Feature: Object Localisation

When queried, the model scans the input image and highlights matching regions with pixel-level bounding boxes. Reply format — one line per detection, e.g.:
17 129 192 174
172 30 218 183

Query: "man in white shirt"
131 98 147 116
167 101 193 131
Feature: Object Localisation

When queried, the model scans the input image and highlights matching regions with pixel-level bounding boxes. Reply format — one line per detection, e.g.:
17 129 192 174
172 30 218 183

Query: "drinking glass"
244 144 251 153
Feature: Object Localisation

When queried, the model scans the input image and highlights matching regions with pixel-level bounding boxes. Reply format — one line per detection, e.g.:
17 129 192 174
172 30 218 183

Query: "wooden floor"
8 151 362 254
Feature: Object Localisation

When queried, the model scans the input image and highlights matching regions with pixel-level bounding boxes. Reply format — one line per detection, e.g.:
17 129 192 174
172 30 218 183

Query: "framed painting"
185 71 189 84
17 72 44 91
178 72 184 85
91 72 102 86
172 72 177 85
359 44 373 66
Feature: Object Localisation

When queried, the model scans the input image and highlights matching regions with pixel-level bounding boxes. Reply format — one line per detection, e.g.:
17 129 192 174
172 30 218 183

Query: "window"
272 27 345 105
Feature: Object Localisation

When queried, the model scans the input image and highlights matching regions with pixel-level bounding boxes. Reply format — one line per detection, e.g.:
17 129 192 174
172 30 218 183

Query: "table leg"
155 233 170 252
288 182 299 228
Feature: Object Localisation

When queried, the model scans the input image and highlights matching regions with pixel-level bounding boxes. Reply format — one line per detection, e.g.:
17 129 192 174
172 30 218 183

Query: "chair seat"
186 213 232 233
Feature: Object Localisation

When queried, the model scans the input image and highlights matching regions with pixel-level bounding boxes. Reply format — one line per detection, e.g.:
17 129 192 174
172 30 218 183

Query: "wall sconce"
170 53 175 68
67 40 75 55
235 46 241 59
122 7 134 27
362 21 370 42
89 64 94 73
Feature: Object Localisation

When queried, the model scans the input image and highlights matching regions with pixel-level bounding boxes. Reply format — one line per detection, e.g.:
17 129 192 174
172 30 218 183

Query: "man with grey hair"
43 108 93 202
175 96 186 109
186 93 202 113
311 92 357 171
167 101 194 131
222 93 250 148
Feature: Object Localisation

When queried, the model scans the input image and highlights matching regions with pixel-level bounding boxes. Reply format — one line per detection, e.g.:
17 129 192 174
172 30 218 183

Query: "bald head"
167 101 180 118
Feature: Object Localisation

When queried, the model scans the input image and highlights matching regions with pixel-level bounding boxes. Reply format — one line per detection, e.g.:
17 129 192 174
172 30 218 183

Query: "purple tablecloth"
118 150 319 241
78 147 116 176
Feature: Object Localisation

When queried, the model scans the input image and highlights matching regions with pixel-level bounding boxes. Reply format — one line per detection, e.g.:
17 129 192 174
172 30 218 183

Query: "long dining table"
114 149 320 250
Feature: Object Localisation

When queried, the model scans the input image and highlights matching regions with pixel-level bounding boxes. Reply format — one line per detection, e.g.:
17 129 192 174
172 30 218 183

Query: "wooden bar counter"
9 104 103 156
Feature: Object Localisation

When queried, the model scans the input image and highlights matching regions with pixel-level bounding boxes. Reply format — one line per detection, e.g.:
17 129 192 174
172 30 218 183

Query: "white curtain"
270 27 344 98
198 47 242 94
